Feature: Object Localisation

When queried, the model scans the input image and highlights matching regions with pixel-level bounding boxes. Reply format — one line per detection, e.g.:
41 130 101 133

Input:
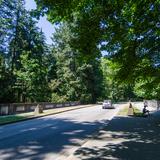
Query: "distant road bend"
0 104 120 160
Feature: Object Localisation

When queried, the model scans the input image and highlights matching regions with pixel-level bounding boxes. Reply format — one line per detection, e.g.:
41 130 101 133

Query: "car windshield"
104 100 111 103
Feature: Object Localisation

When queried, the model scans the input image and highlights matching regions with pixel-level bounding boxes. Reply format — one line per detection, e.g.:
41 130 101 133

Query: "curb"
0 104 98 126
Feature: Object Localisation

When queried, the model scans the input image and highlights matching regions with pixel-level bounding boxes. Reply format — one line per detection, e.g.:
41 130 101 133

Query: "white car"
102 100 115 109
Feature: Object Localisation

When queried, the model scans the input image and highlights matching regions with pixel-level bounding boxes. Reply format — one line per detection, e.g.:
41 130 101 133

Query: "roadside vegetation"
0 115 27 125
118 104 142 117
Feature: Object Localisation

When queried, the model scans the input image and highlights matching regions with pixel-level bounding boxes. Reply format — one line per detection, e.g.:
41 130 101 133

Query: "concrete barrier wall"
0 101 80 116
146 100 160 110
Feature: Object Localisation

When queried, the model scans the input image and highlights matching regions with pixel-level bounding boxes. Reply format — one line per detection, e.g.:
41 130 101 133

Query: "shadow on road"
74 116 160 160
0 117 109 160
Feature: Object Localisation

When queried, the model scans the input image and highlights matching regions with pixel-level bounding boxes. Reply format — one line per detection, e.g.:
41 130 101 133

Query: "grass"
0 115 27 125
0 112 35 125
134 108 144 117
118 105 129 116
118 104 142 117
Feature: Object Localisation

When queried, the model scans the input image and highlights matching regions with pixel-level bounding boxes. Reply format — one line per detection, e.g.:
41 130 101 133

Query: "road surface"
0 104 120 160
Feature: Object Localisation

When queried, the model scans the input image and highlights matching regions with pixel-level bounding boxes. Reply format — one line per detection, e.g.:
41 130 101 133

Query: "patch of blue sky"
25 0 55 44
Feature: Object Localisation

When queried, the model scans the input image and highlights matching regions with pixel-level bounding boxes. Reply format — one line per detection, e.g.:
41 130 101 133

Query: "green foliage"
35 0 160 100
0 55 14 102
51 93 68 103
101 58 137 101
1 0 159 103
0 0 50 102
16 51 49 102
50 23 103 103
134 78 160 99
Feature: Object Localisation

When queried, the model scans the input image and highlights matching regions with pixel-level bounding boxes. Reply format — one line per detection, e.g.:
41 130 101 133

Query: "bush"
51 93 68 103
80 93 92 104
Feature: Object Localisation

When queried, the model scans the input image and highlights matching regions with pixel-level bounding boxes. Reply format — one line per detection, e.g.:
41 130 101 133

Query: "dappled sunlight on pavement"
69 115 160 160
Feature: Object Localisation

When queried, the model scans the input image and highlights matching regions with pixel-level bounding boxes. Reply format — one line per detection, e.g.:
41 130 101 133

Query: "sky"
25 0 55 44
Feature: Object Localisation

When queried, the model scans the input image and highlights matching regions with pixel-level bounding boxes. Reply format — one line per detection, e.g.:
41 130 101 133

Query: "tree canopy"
35 0 160 81
0 0 159 103
0 0 49 102
34 0 160 99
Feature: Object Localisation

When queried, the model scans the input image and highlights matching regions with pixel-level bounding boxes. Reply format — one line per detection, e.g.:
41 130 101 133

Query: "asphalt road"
0 104 120 160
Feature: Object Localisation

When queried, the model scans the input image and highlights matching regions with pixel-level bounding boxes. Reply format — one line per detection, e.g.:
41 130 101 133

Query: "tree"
0 0 50 102
12 11 50 102
0 55 13 102
0 0 27 102
101 58 137 102
16 51 49 102
134 77 160 100
50 23 103 103
35 0 160 93
0 0 17 54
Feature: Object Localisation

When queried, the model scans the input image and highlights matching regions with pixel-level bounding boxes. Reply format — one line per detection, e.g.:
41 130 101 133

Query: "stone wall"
0 101 80 115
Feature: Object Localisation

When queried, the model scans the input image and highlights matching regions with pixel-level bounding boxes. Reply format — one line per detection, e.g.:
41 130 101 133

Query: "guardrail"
0 101 80 116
